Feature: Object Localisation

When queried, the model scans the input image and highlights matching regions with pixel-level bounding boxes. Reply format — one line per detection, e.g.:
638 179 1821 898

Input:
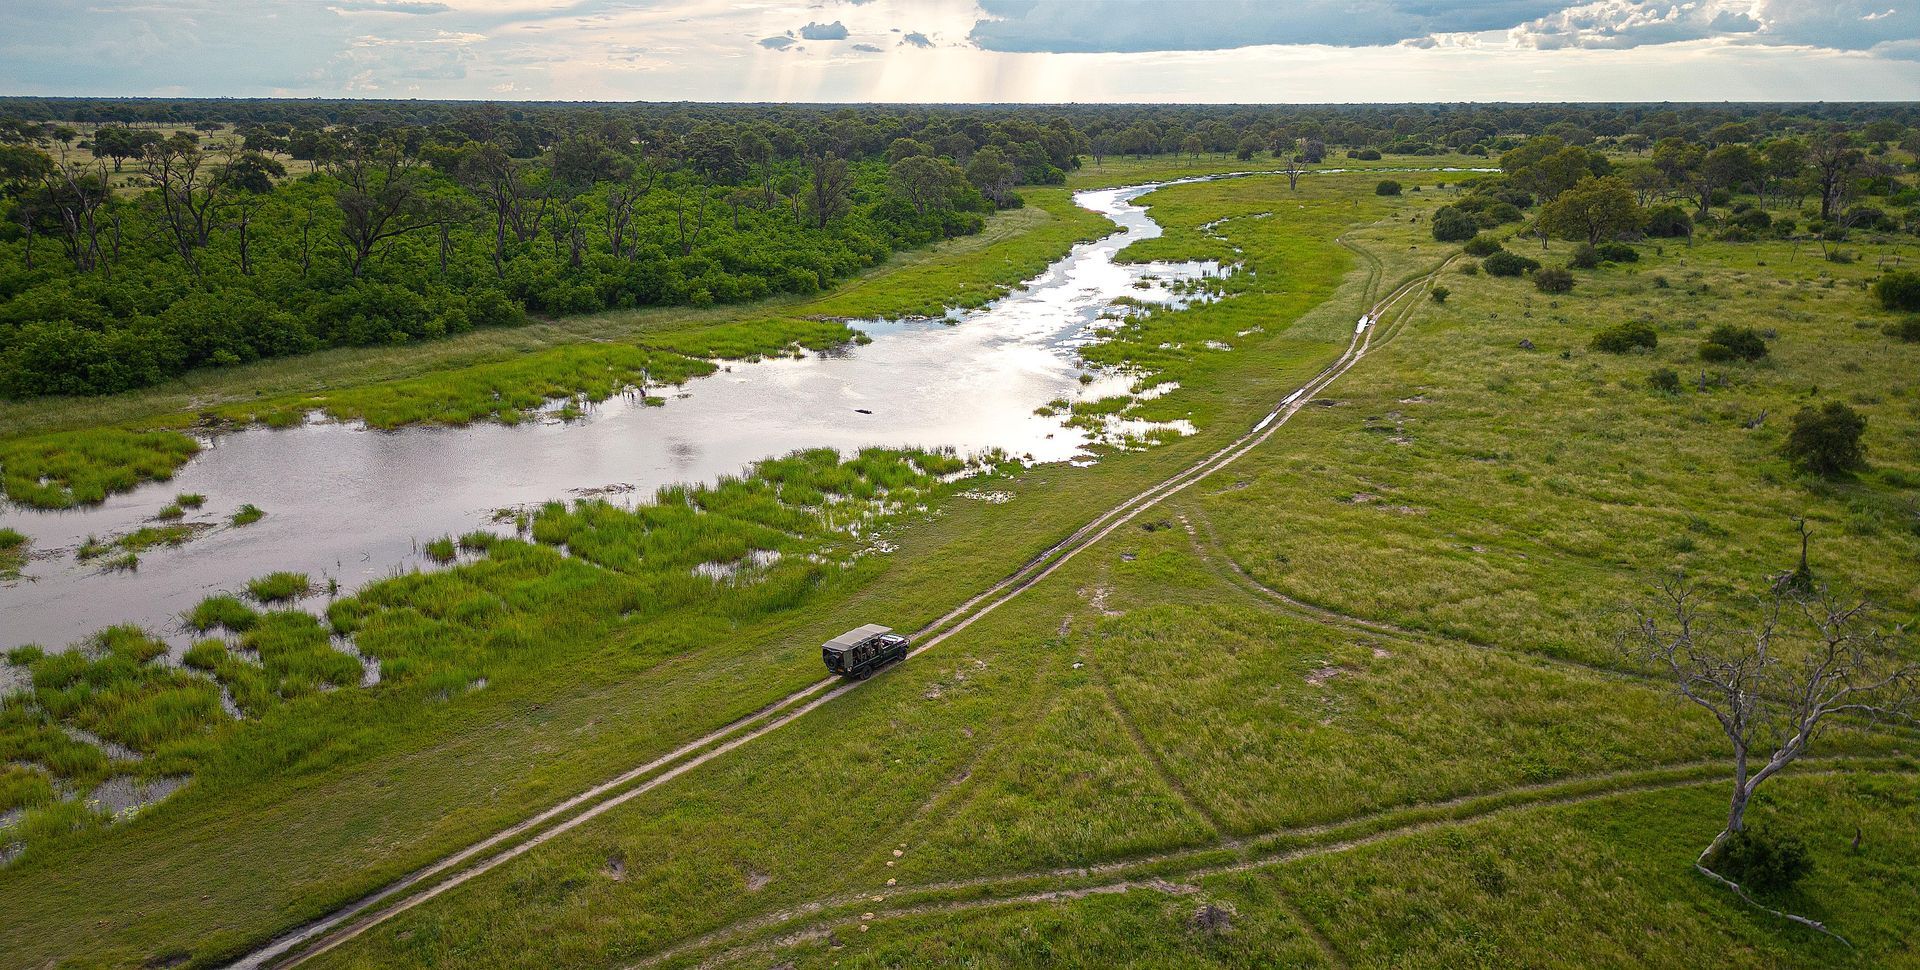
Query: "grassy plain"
2 161 1916 970
296 168 1916 970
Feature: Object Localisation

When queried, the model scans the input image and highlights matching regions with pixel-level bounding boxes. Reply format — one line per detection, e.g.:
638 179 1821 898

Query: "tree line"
1 101 1915 401
0 111 1072 398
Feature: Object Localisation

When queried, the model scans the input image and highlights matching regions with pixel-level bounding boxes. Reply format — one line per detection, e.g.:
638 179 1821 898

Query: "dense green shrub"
1884 317 1920 342
1698 325 1769 362
1873 270 1920 312
1482 250 1541 277
1785 402 1867 475
1375 180 1402 196
1708 828 1813 894
1647 205 1693 238
1590 321 1658 353
1533 266 1575 293
1647 368 1681 393
1430 285 1450 304
1431 206 1479 242
1568 244 1600 269
1462 234 1503 257
1594 242 1640 263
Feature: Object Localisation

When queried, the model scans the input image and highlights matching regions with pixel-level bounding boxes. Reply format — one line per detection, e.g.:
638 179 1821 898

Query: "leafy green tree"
1539 176 1646 245
964 146 1017 209
805 153 851 229
888 154 966 217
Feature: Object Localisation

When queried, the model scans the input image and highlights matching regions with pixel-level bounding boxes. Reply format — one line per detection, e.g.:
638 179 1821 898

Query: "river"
1 180 1228 652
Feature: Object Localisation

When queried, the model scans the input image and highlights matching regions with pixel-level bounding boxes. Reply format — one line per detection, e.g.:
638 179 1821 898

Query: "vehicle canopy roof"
822 624 893 652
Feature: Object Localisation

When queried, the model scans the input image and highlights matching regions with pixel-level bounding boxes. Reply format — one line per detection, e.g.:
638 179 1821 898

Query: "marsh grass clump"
247 572 312 604
184 594 259 634
154 503 185 521
423 537 458 564
0 527 27 581
230 504 265 526
0 430 201 511
175 493 206 509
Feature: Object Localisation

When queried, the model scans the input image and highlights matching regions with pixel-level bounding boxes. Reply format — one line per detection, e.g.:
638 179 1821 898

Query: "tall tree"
805 153 850 229
331 134 433 279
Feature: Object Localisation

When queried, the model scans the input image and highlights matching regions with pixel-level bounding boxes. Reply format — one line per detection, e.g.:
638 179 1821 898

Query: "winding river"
1 180 1228 651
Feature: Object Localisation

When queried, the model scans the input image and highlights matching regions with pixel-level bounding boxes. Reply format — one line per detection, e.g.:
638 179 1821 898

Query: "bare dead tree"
1282 152 1304 192
1620 571 1917 945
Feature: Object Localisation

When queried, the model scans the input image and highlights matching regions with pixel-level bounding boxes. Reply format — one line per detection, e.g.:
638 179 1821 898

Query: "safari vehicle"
822 624 909 678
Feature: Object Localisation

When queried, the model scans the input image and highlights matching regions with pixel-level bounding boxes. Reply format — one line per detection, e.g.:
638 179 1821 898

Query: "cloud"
799 21 848 41
968 1 1574 52
331 0 451 14
758 35 795 49
901 31 932 47
967 0 1920 55
1501 1 1920 52
851 43 883 52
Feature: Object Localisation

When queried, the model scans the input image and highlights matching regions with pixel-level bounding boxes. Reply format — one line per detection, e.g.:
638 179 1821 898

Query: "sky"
1 0 1917 103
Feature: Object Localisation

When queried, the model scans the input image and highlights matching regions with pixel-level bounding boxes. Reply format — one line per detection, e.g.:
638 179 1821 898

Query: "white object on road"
1281 390 1303 406
1356 314 1371 332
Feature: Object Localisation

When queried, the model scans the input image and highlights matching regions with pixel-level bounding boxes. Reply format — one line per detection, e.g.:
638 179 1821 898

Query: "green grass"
229 504 264 526
0 429 200 510
0 526 27 581
246 572 312 604
422 537 457 565
183 595 259 634
174 492 206 509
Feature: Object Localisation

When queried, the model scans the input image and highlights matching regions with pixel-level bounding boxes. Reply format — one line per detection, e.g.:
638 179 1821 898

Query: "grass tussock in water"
183 595 259 634
422 537 457 564
0 527 27 581
229 504 265 526
0 429 200 510
246 572 311 604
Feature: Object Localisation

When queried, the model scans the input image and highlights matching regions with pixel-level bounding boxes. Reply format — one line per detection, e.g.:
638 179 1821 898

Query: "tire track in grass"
1090 655 1233 840
653 760 1914 970
231 232 1449 970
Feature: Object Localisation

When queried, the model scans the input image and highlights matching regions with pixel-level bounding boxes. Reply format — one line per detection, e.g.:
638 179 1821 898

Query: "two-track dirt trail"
227 244 1450 970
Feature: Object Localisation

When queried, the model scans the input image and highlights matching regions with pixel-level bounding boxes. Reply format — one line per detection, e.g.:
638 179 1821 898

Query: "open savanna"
0 170 1411 968
68 171 1880 970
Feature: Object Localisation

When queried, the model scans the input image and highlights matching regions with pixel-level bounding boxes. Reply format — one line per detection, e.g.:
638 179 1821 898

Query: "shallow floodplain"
0 172 1385 968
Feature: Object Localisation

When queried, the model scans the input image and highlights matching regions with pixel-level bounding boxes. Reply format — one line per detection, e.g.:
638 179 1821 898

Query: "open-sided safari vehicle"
822 624 909 678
